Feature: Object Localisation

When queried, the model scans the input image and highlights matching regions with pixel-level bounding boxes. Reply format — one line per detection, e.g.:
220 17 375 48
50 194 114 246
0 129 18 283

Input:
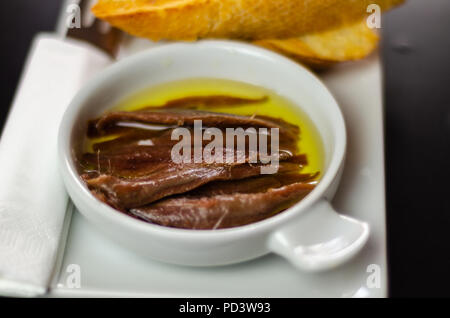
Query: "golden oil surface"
112 78 324 175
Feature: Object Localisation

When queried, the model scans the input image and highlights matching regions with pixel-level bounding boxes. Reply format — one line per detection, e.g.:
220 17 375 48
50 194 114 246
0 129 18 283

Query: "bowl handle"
267 199 370 272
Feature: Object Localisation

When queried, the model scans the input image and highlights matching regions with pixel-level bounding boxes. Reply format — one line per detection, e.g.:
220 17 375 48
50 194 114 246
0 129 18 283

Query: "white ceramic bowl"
58 40 369 272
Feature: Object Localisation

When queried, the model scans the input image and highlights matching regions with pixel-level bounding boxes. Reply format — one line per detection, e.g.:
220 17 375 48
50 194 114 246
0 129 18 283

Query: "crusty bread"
92 0 404 41
254 20 379 69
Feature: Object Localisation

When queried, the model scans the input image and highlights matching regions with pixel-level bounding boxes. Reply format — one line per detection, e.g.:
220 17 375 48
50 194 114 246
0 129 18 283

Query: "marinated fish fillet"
91 109 300 141
189 172 319 197
147 95 268 110
82 147 298 178
129 181 316 229
91 126 298 156
83 158 304 209
91 128 175 152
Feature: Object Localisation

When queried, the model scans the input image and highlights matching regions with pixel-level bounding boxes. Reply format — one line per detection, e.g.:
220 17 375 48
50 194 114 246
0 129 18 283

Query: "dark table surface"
1 0 449 298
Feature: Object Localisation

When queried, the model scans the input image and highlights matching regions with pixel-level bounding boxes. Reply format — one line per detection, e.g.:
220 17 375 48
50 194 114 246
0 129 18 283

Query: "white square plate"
49 41 387 297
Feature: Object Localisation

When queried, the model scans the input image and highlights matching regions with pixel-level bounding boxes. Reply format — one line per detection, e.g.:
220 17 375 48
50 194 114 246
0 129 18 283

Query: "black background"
0 0 449 297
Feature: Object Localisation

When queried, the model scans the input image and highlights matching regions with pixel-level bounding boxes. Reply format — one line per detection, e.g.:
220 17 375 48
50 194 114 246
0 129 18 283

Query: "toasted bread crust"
92 0 404 41
254 20 380 69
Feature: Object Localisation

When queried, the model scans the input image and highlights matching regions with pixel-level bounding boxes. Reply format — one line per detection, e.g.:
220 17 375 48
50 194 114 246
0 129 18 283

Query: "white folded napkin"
0 34 111 297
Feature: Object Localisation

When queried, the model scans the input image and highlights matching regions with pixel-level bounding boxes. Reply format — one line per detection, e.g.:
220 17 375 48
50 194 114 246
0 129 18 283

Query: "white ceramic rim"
58 40 347 242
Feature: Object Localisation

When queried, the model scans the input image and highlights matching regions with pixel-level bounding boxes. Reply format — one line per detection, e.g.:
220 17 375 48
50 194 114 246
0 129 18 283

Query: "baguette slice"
254 20 379 69
92 0 404 41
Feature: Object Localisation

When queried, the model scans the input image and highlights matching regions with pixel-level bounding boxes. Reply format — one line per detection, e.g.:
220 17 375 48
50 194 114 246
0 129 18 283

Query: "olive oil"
112 78 324 175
